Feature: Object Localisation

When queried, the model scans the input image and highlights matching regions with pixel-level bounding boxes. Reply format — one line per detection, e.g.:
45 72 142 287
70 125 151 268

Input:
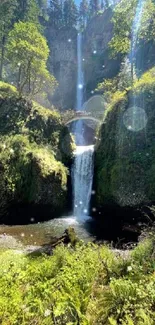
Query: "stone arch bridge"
64 111 101 126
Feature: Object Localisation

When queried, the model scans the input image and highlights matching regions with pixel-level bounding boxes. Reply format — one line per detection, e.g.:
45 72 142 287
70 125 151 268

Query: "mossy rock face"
0 135 69 223
94 69 155 209
0 92 74 223
0 82 17 98
0 96 74 164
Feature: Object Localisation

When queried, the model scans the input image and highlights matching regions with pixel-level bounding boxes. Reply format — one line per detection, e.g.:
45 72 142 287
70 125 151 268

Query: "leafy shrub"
0 237 155 324
92 277 155 325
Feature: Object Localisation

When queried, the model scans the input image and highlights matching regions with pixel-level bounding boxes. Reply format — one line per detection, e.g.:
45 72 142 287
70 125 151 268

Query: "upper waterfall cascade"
76 33 84 111
72 33 95 219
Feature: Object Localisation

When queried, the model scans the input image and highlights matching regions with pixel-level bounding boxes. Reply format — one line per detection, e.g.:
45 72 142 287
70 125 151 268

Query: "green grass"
0 236 155 324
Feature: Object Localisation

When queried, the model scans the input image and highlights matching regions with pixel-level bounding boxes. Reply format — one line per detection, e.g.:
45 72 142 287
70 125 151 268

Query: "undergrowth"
0 235 155 324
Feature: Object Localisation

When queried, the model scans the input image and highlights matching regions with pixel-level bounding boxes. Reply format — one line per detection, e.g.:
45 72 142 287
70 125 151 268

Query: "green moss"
133 67 155 93
94 67 155 207
0 81 17 97
0 91 74 219
106 90 127 114
0 93 74 157
0 135 68 215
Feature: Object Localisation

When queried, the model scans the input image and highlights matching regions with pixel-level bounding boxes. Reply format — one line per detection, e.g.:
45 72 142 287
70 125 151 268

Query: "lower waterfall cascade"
72 145 94 220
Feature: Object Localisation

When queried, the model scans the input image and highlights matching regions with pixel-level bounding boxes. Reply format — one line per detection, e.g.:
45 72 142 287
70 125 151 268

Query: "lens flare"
123 106 147 132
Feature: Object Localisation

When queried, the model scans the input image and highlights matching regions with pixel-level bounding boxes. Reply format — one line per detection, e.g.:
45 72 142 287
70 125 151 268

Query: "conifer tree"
49 0 63 28
89 0 100 17
37 0 49 25
0 0 17 79
15 0 40 26
101 0 109 10
0 0 43 80
79 0 89 28
63 0 78 28
37 0 48 8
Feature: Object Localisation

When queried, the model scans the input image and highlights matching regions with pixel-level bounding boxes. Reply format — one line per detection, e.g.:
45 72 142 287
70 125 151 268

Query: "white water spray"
72 33 94 220
73 145 94 219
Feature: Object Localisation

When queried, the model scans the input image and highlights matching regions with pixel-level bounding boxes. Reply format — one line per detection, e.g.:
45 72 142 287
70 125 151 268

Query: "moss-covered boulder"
0 95 74 164
0 135 69 223
0 81 17 97
0 87 74 223
94 67 155 211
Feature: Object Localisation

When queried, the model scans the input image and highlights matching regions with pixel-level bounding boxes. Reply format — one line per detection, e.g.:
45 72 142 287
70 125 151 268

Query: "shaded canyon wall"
46 9 121 110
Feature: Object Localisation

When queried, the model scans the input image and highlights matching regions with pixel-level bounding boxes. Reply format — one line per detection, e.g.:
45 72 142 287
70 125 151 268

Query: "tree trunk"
19 60 31 95
28 67 31 94
0 35 6 80
131 37 134 83
17 65 22 90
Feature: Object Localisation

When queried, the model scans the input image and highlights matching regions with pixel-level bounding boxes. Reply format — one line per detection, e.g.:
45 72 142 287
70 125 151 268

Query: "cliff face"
94 68 155 213
46 10 121 110
83 9 121 99
47 27 77 110
0 86 74 223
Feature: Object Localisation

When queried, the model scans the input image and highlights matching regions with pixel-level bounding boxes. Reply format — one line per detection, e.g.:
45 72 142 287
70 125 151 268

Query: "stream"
0 216 97 250
0 213 140 251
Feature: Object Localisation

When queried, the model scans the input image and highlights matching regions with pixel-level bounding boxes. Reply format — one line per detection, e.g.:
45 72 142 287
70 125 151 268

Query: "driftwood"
122 224 141 234
49 227 78 247
28 227 78 256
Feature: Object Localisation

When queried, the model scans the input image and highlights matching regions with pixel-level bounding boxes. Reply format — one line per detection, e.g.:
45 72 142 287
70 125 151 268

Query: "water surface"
0 216 95 250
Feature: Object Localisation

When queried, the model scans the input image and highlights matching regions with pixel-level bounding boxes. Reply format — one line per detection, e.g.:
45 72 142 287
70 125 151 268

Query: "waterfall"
73 146 94 219
76 33 84 111
72 33 94 220
74 33 85 145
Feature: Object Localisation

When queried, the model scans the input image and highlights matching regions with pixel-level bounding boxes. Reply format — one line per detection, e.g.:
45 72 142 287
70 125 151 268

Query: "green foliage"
0 96 61 145
0 81 17 97
109 0 155 56
96 58 133 105
63 0 78 28
93 277 155 325
0 134 68 212
94 66 155 207
0 1 17 39
96 77 118 95
6 22 56 96
0 243 100 324
138 0 155 42
109 0 136 56
0 94 74 163
133 67 155 93
0 0 18 79
89 0 101 18
0 0 42 80
131 237 155 272
0 95 74 217
49 0 63 29
79 0 89 29
0 237 155 324
15 0 41 26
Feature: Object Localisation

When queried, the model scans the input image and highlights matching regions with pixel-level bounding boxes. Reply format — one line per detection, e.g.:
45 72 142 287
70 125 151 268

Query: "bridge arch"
65 115 101 126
